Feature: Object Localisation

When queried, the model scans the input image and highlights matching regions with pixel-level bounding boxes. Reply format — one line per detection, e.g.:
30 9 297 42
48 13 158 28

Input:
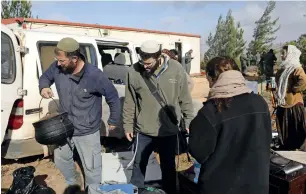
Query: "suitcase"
269 154 306 194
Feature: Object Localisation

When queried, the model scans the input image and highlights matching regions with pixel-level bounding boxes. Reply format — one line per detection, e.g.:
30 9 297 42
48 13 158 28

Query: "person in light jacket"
123 40 194 194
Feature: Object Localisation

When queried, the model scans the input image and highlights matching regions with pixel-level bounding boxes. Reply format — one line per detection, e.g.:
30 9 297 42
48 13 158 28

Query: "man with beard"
39 37 120 188
123 40 194 194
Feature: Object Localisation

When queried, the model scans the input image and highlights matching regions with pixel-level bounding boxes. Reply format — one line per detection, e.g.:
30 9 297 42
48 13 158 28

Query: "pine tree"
235 23 246 58
205 10 246 67
206 15 225 59
223 10 246 59
248 1 280 54
296 34 306 66
223 10 236 57
297 34 306 52
1 0 32 19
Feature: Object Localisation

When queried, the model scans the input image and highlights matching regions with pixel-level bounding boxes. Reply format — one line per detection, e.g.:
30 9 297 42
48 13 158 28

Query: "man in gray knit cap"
123 40 194 194
39 37 120 189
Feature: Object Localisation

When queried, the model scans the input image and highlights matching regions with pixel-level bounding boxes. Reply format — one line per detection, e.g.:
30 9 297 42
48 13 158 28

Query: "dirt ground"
190 76 210 102
1 76 267 193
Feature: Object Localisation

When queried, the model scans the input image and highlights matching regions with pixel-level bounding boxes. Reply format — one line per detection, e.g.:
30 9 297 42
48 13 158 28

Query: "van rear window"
1 32 16 84
98 45 132 67
37 42 97 73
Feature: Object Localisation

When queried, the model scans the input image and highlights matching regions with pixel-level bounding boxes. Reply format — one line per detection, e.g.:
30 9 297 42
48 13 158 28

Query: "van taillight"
8 99 24 130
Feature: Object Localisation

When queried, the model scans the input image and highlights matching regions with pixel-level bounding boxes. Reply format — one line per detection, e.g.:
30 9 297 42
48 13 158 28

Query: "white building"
2 18 201 75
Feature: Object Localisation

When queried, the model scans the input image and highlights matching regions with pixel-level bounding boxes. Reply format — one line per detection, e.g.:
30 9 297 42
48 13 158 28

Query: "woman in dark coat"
189 56 272 194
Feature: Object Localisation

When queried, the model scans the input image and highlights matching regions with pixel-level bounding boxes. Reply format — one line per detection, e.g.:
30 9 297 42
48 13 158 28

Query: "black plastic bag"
32 185 55 194
6 166 54 194
6 166 37 194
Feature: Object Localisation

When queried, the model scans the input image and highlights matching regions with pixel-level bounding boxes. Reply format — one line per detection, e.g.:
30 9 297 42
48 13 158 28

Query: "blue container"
88 183 135 194
99 184 134 193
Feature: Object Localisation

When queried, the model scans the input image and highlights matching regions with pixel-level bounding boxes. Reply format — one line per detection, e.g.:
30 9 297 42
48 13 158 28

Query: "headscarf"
208 70 251 99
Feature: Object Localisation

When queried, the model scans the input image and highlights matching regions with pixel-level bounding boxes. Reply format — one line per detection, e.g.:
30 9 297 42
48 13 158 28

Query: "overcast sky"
31 1 306 53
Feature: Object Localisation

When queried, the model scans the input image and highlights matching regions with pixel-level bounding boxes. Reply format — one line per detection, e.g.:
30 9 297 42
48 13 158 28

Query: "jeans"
54 130 102 188
131 133 177 194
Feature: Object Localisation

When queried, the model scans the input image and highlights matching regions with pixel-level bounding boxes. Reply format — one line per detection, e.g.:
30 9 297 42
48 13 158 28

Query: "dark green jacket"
123 58 194 136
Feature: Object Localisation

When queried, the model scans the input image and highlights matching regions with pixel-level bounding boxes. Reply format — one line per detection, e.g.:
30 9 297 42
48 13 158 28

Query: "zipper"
69 79 74 116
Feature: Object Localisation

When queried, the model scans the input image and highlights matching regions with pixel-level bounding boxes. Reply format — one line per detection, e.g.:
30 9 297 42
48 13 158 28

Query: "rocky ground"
1 76 274 194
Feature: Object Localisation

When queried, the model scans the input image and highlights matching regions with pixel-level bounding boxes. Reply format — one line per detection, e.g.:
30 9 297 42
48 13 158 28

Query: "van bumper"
1 138 44 159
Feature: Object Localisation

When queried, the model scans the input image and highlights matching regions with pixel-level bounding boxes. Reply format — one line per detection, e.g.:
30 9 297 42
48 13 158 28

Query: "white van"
1 24 203 160
1 24 137 159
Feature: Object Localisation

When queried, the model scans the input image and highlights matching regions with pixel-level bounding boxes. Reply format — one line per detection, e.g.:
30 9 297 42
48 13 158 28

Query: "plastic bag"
6 166 37 194
138 187 166 194
6 166 54 194
32 185 55 194
88 184 136 194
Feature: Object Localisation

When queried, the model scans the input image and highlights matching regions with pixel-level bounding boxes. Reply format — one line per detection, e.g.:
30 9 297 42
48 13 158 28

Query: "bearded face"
55 50 77 74
139 56 161 78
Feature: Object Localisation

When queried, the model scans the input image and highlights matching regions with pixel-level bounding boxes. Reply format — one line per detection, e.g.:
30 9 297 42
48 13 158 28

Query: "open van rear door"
1 24 23 143
95 40 129 47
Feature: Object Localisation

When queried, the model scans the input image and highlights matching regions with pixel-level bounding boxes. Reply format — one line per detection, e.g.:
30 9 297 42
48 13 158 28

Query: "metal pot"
32 98 74 146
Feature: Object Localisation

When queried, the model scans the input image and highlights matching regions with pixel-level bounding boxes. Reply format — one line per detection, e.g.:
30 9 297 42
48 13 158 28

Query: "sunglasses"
138 55 157 67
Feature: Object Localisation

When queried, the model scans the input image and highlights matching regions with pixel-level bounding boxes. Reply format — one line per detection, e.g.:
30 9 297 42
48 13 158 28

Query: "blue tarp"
88 184 135 194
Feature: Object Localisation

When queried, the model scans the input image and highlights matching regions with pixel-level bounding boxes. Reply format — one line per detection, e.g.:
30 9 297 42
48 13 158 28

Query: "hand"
41 88 54 99
125 132 134 142
108 124 116 131
186 128 190 133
